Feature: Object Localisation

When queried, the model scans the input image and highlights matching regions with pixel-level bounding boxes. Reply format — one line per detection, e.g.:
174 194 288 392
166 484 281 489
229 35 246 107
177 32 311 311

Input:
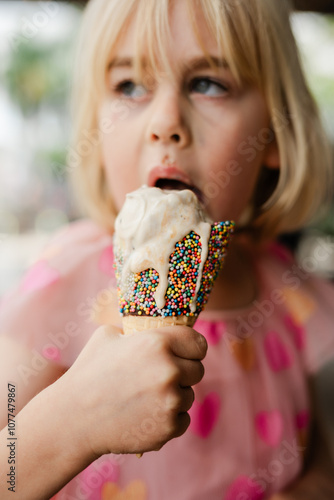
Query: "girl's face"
99 0 279 223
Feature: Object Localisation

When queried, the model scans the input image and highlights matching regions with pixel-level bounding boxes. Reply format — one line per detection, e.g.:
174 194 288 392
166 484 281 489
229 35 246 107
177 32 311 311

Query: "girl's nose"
146 89 191 148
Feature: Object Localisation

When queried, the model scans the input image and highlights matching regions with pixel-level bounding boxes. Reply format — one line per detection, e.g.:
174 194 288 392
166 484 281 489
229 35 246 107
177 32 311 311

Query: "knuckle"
165 390 182 412
154 364 180 397
147 331 168 353
91 326 105 342
159 413 178 441
158 359 179 383
169 365 181 384
94 325 118 343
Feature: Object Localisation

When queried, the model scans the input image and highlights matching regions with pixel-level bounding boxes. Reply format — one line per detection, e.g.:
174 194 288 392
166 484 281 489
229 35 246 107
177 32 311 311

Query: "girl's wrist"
30 375 96 465
51 371 100 464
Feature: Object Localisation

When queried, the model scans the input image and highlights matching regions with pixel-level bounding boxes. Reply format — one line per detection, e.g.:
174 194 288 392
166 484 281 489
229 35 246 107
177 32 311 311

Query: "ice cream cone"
122 314 196 335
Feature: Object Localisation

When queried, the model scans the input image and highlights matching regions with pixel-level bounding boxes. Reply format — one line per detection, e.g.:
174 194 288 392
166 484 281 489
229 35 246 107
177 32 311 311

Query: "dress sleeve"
0 219 119 367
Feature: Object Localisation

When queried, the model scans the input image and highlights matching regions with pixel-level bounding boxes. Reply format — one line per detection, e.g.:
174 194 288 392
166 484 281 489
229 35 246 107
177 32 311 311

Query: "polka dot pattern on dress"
264 331 293 372
81 459 121 500
195 319 226 345
255 410 283 447
42 346 61 362
189 391 221 439
230 336 256 371
284 315 305 350
101 479 147 500
225 475 265 500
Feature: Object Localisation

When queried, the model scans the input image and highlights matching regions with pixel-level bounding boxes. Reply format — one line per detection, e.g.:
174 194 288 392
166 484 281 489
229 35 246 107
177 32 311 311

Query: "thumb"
103 324 123 334
96 324 124 340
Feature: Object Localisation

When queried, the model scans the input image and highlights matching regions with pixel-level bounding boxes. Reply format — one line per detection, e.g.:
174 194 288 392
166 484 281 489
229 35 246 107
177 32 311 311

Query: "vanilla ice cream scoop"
114 186 234 332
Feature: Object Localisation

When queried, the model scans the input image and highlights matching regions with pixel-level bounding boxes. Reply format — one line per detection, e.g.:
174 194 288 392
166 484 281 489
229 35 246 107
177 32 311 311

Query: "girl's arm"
0 374 94 500
0 325 207 499
0 336 67 430
270 362 334 500
0 336 79 499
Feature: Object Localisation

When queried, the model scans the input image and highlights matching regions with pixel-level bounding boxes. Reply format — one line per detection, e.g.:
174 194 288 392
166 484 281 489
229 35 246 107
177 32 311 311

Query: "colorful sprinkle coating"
114 221 234 318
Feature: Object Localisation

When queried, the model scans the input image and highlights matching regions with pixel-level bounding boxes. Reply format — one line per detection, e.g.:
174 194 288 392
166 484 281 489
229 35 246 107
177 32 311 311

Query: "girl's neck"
205 239 258 312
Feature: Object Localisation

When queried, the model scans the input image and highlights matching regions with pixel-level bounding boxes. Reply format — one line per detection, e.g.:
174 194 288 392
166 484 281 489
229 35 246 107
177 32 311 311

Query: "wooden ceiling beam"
293 0 334 12
56 0 334 13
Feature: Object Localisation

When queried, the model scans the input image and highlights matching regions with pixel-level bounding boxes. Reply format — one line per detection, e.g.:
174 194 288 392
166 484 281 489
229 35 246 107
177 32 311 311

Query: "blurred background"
0 1 82 294
0 1 333 296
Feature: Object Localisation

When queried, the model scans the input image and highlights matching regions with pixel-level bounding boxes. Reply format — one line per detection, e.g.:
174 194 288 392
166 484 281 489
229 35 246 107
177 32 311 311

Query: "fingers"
98 324 207 362
174 357 205 387
154 411 191 452
165 326 208 361
173 412 191 438
179 386 195 413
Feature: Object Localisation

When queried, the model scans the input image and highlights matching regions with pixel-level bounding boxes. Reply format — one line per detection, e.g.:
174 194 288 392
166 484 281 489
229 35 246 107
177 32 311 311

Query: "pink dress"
1 219 334 500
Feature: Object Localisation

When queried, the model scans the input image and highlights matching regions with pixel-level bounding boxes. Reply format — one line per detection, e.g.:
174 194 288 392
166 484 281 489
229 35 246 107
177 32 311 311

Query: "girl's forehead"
110 0 222 76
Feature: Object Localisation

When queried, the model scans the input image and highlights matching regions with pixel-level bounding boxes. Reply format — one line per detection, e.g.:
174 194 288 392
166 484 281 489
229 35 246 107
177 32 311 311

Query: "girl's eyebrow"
186 56 229 71
108 55 229 71
108 57 132 70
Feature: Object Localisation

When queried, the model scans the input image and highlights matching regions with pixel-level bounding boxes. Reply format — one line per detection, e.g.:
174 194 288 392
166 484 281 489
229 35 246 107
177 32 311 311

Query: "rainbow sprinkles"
113 186 234 323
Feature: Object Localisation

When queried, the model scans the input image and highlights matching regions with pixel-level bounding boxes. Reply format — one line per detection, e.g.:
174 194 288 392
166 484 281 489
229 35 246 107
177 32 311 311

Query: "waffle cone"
122 314 196 335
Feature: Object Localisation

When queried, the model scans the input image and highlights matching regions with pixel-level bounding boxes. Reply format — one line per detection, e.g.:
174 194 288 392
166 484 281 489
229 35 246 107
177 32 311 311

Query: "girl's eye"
189 77 228 97
113 80 147 99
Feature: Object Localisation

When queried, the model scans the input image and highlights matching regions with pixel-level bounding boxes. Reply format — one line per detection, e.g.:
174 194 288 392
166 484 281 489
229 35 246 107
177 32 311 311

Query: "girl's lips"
148 165 193 188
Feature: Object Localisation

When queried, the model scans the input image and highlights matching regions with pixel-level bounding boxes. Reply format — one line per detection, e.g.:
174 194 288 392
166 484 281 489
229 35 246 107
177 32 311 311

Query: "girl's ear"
263 137 280 169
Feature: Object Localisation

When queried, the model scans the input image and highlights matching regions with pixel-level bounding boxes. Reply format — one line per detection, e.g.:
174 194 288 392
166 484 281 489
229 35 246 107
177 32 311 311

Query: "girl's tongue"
155 178 193 191
155 178 204 204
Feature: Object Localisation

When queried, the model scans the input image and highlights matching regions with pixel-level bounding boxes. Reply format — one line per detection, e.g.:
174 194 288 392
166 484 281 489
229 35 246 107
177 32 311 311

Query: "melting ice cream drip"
114 187 213 311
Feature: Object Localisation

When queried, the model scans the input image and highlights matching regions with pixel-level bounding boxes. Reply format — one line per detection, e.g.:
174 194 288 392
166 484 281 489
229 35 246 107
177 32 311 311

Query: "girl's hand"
62 324 207 458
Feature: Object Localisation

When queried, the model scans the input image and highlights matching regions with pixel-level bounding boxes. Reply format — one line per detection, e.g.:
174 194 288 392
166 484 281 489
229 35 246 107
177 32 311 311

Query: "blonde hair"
69 0 333 240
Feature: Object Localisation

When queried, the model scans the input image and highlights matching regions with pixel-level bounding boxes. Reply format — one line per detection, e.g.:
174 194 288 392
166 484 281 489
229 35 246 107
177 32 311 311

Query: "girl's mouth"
147 165 204 204
155 178 204 204
155 178 192 191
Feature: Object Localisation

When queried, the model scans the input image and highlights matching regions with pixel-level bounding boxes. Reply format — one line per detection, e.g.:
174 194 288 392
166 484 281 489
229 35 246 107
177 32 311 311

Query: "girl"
1 0 334 498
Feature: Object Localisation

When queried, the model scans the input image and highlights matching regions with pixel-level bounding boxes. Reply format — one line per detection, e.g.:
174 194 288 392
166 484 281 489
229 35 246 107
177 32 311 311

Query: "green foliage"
313 205 334 236
4 36 73 116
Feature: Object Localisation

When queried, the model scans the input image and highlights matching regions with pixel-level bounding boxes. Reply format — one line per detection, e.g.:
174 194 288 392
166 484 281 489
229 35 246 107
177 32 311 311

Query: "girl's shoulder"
0 219 117 366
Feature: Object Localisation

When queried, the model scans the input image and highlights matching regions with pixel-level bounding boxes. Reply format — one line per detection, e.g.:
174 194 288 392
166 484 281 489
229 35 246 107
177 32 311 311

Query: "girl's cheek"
98 98 137 140
109 98 137 122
